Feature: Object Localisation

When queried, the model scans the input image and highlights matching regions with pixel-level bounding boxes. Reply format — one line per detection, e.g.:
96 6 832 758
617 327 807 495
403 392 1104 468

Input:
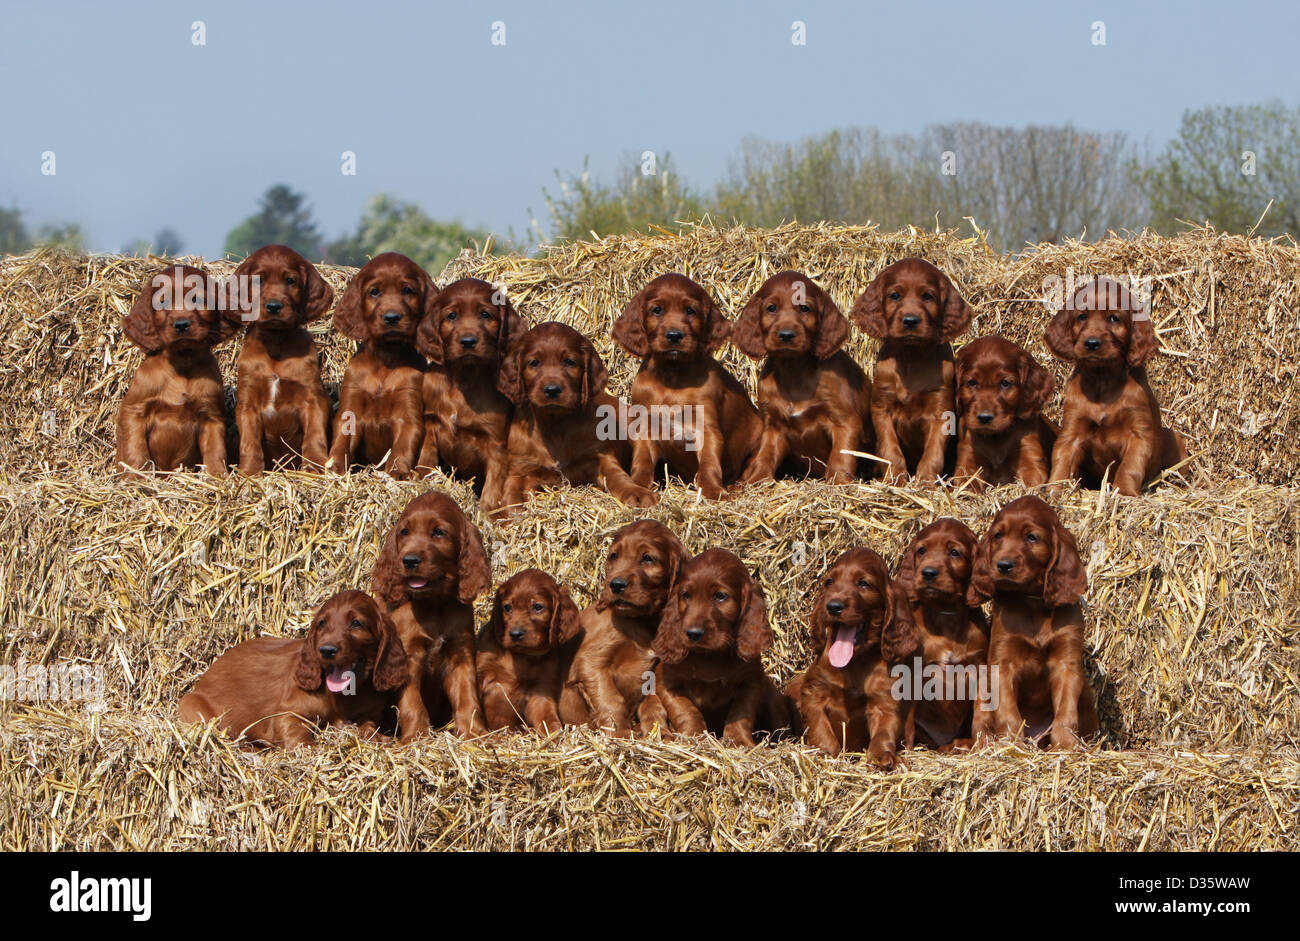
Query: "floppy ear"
416 288 445 364
1127 315 1158 368
1017 349 1055 419
1044 308 1078 362
735 574 773 662
849 274 887 339
332 270 370 341
808 593 829 655
580 335 609 406
499 298 525 355
966 533 995 607
370 609 410 691
651 585 688 665
370 517 407 610
612 287 651 357
123 276 166 352
457 515 491 604
731 290 769 358
703 291 731 354
489 589 507 644
939 272 973 342
812 290 851 359
1044 518 1088 607
495 341 526 405
302 261 335 323
294 622 324 691
880 580 920 664
895 541 918 601
550 584 582 646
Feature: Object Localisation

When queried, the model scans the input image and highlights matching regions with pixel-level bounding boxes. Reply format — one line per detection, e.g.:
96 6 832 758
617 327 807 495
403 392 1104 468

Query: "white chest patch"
263 374 281 418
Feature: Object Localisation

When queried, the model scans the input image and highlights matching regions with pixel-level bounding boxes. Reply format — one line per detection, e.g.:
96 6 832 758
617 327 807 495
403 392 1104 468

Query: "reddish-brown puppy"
476 569 581 733
117 265 237 474
954 336 1056 488
733 271 874 484
785 549 917 766
179 590 408 747
895 519 991 749
1045 278 1186 496
372 491 490 740
967 495 1098 748
650 548 787 746
560 520 688 735
329 252 429 479
496 322 655 513
417 277 523 511
613 273 762 500
851 258 972 484
227 245 335 474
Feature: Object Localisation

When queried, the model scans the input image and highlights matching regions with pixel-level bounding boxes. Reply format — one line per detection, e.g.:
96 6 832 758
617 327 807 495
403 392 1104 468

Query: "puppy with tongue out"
785 548 919 765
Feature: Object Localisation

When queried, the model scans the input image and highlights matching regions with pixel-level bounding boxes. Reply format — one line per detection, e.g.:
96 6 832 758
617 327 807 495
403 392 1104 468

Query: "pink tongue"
325 664 354 693
829 625 857 668
407 577 428 589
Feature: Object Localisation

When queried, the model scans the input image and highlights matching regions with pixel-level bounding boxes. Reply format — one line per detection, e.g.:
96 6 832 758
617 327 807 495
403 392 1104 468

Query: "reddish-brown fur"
496 322 655 513
178 590 408 747
650 548 788 746
371 491 491 740
967 495 1099 748
732 271 874 484
476 569 581 733
1044 277 1187 496
227 245 335 474
328 252 429 479
117 265 237 474
850 259 971 484
785 549 918 766
613 274 762 499
417 277 523 511
954 336 1057 488
895 519 991 749
561 520 688 736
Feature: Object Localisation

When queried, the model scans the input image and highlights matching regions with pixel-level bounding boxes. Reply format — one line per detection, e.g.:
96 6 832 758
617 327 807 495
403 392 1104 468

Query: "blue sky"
2 0 1296 257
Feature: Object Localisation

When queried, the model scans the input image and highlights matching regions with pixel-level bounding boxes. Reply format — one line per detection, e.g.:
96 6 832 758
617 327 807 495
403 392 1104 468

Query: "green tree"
123 227 185 257
0 208 30 255
324 194 494 275
1142 101 1300 238
541 154 706 242
224 184 323 260
36 222 86 252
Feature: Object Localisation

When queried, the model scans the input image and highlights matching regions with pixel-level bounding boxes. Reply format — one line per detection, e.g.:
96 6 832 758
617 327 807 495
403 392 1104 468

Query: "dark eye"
889 291 901 301
402 286 415 296
528 358 540 368
1077 313 1087 323
967 379 978 388
713 591 727 602
1109 314 1121 323
480 310 493 320
685 306 697 316
285 276 296 286
446 311 458 321
432 527 446 538
681 591 691 601
798 304 810 313
318 619 326 629
922 292 936 302
916 546 926 556
856 579 869 589
369 287 381 297
641 554 655 564
651 306 663 316
399 527 409 536
992 531 1003 540
608 552 618 562
766 304 777 312
350 619 362 630
563 357 577 367
999 378 1012 388
949 548 962 558
824 578 832 587
1026 532 1039 543
503 603 512 613
532 602 545 612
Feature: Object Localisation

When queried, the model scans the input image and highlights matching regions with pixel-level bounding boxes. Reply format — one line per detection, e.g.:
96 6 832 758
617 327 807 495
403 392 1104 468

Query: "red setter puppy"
179 590 408 747
650 548 788 746
613 273 762 500
328 252 430 479
733 271 874 483
1045 277 1186 496
417 277 523 511
117 265 236 474
850 258 972 484
561 520 688 735
786 549 918 766
954 336 1056 488
895 519 992 749
477 569 581 733
227 245 335 474
967 495 1099 748
496 322 655 513
372 491 491 740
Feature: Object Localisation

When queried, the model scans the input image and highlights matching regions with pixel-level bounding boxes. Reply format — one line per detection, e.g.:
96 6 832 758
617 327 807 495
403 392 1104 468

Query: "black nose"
173 319 190 333
383 311 402 325
826 600 846 615
319 645 338 660
921 566 938 581
996 559 1015 573
977 412 994 425
778 329 796 343
459 335 477 348
665 329 683 344
402 554 420 570
685 627 705 641
509 628 526 641
264 301 283 315
609 577 627 594
544 384 562 398
902 315 920 329
1084 337 1102 351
